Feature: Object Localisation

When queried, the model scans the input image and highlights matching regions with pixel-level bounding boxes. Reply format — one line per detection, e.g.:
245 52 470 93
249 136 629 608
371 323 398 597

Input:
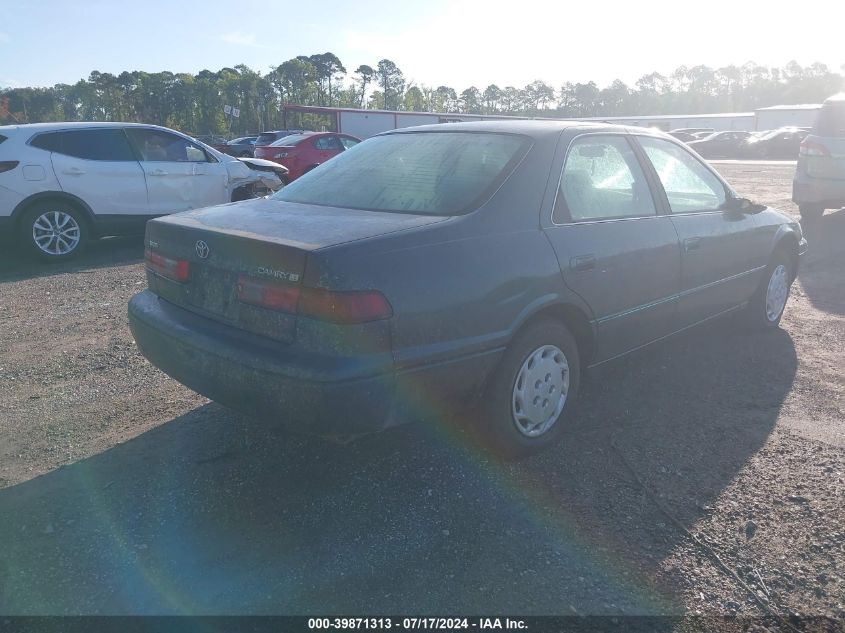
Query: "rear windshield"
256 133 278 145
814 103 845 137
273 132 530 215
269 134 309 147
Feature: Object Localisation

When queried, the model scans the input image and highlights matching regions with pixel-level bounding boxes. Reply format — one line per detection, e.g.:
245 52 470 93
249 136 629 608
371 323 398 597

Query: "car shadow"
798 208 845 316
0 236 144 283
0 319 796 616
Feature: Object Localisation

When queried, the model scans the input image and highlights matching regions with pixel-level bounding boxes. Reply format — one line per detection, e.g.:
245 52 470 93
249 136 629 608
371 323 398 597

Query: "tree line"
1 53 842 136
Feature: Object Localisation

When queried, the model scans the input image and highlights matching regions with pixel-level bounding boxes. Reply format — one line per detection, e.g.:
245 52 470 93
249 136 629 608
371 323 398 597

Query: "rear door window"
61 129 136 161
637 136 727 213
314 136 343 150
554 135 656 222
31 129 136 161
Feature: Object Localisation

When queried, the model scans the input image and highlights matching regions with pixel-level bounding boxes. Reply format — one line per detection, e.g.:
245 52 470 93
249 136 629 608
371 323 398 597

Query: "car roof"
383 119 671 140
0 121 181 133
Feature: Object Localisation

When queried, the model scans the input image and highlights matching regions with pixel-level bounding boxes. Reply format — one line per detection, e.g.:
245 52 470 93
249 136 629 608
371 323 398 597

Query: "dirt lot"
0 162 843 621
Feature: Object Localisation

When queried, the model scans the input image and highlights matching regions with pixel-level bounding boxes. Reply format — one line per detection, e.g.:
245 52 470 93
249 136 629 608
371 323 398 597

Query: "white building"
281 103 822 138
754 104 821 130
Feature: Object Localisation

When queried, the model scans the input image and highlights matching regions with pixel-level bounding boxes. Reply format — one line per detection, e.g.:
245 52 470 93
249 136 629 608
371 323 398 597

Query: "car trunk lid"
144 197 447 342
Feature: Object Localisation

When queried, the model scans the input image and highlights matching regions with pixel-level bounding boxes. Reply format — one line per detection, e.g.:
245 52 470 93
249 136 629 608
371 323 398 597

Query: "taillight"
799 140 830 157
0 161 19 173
237 275 300 312
144 249 190 282
236 275 392 324
299 287 393 324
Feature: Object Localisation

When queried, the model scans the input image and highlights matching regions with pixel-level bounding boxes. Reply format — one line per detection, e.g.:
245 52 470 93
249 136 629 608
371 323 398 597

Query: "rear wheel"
799 204 824 223
477 319 580 459
20 201 89 261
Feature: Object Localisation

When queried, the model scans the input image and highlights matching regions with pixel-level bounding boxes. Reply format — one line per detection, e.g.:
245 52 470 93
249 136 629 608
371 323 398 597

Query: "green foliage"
1 56 842 135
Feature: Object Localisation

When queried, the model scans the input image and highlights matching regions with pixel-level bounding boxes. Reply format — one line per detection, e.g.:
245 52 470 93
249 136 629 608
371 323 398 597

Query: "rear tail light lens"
236 276 392 323
299 287 393 323
0 161 19 173
799 140 830 157
144 249 191 282
237 275 300 312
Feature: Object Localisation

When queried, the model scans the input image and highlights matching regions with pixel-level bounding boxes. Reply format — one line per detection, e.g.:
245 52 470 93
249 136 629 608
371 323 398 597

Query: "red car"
253 132 361 181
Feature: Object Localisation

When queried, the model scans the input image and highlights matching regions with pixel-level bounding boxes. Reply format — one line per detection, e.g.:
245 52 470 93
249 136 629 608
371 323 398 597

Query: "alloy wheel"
32 211 81 256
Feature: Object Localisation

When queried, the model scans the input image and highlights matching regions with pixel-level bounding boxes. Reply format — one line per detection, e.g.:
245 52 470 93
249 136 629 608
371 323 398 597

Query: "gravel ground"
0 162 843 621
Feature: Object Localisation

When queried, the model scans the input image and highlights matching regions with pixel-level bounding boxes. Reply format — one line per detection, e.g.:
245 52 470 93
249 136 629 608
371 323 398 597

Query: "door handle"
149 169 168 176
62 167 85 175
683 237 702 252
571 254 596 272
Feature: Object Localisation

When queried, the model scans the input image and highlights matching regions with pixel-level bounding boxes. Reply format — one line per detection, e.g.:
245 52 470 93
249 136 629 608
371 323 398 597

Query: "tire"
744 250 794 329
20 201 89 261
476 319 581 459
799 204 824 223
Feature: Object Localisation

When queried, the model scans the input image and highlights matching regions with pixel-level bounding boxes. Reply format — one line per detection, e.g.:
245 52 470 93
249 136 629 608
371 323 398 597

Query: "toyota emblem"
195 240 210 259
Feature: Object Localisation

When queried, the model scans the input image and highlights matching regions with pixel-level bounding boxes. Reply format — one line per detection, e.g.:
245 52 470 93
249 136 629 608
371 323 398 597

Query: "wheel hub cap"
512 344 570 438
765 264 789 322
32 211 80 255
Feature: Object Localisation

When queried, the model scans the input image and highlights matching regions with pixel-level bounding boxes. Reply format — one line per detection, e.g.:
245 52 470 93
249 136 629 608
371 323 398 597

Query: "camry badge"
195 240 210 259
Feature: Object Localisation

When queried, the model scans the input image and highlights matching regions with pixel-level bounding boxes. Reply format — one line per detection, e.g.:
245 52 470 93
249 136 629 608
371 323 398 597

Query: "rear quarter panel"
301 133 586 413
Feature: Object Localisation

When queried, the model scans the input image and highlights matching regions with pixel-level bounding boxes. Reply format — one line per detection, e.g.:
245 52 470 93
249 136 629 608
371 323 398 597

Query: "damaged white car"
0 122 288 260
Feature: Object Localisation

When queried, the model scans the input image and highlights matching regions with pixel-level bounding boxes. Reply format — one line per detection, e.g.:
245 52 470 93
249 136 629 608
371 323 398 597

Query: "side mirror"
724 196 766 214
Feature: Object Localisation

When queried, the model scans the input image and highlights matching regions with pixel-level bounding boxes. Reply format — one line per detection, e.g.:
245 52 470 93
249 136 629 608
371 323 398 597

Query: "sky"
1 0 844 91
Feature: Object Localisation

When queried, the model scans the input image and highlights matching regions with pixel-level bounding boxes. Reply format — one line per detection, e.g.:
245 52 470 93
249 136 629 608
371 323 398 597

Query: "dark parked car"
744 127 809 159
671 127 715 136
254 129 311 147
793 94 845 221
219 136 257 157
687 130 753 158
129 121 806 458
253 131 362 181
667 130 699 143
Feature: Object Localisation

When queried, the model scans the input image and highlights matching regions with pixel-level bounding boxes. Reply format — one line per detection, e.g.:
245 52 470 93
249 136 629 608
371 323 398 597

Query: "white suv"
0 122 286 259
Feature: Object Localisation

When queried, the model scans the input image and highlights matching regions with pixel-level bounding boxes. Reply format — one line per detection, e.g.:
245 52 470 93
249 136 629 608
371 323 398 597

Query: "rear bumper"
128 290 398 435
792 174 845 208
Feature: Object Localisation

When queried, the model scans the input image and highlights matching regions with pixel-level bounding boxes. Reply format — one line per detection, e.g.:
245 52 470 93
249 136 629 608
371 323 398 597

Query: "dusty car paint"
129 121 805 439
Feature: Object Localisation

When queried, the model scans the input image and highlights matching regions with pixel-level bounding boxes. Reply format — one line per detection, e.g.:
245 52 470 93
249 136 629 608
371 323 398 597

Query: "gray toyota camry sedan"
129 121 807 458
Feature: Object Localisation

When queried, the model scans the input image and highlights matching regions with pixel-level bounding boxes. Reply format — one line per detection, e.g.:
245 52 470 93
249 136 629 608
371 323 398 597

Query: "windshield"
272 132 530 215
